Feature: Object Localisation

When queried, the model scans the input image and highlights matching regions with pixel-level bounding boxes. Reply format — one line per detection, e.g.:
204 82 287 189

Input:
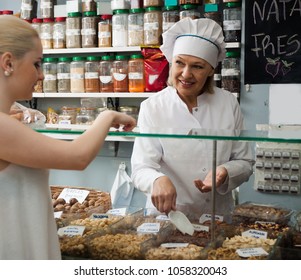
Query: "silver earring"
4 70 10 77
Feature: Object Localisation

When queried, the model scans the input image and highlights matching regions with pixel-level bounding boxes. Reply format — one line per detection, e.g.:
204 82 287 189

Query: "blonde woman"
0 16 136 259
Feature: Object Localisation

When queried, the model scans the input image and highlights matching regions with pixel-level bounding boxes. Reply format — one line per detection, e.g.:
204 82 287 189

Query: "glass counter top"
35 125 301 143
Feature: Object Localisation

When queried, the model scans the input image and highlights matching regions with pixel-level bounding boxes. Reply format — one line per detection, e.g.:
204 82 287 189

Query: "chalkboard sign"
244 0 301 84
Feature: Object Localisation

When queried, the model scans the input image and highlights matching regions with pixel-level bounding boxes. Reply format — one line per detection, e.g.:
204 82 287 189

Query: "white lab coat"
131 86 254 220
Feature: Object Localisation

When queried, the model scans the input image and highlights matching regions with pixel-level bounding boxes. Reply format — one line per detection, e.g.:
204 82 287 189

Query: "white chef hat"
160 17 226 68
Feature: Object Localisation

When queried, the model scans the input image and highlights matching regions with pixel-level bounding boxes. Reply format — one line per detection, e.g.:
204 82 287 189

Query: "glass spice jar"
128 8 144 47
76 107 96 125
223 2 241 42
179 0 201 5
40 17 54 49
81 0 97 13
66 12 82 48
98 14 112 47
162 5 179 33
128 54 145 92
143 0 163 8
143 6 162 46
99 55 114 93
42 57 57 93
53 17 66 49
58 106 77 125
57 57 71 93
81 11 98 48
31 18 43 37
179 4 200 20
85 56 101 93
40 0 54 19
221 51 240 94
118 106 139 120
112 9 129 47
70 56 86 93
112 55 129 92
20 0 35 20
203 3 222 26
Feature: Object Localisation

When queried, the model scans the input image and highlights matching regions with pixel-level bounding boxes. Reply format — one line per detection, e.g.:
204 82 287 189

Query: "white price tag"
199 213 224 224
236 247 268 258
107 208 127 216
161 243 189 248
58 188 89 204
242 229 268 239
193 224 209 232
90 213 109 219
137 222 160 233
155 214 169 221
57 226 85 237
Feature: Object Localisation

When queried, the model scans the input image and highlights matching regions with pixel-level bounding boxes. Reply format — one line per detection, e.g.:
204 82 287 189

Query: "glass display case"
37 126 301 259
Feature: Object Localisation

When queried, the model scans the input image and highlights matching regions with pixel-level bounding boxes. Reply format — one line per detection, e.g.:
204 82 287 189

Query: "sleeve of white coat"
219 98 255 194
131 101 165 194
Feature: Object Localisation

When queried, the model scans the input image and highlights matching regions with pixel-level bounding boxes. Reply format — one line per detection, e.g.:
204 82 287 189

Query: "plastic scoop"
168 210 194 236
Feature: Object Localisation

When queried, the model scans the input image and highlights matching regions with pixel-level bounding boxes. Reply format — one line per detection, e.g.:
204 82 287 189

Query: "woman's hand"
194 166 228 193
111 111 137 131
151 176 177 214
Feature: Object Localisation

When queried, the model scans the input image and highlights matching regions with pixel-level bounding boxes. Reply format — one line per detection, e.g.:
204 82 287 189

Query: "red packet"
141 48 169 92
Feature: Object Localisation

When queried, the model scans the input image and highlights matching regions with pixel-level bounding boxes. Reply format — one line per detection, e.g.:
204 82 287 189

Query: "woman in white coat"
131 18 254 221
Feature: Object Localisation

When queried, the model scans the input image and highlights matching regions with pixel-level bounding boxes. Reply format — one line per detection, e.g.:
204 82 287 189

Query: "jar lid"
23 19 32 24
32 18 43 23
2 10 13 15
101 14 113 20
43 18 54 23
163 5 179 11
58 57 72 62
43 57 58 63
130 54 144 59
129 8 145 14
101 55 115 61
68 12 82 17
145 6 162 12
113 9 129 15
180 4 199 10
83 11 97 17
225 51 240 58
55 17 66 22
225 2 241 8
72 56 86 61
115 55 129 60
204 4 219 12
86 56 101 61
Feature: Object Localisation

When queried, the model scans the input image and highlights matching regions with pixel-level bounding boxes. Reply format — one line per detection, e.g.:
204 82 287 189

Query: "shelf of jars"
42 43 239 56
42 46 142 56
32 92 154 98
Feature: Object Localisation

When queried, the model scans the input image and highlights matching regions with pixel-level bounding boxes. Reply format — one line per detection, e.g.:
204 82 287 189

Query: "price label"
236 247 268 258
161 243 189 248
58 188 89 204
242 229 268 239
107 208 127 216
137 223 160 233
57 226 85 237
193 224 209 232
199 213 224 224
90 213 109 219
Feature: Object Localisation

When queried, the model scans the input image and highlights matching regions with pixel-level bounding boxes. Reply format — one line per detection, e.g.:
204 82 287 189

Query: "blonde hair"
167 66 215 94
0 15 39 59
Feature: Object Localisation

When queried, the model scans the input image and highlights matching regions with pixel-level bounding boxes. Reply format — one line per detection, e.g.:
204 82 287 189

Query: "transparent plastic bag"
9 102 46 128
